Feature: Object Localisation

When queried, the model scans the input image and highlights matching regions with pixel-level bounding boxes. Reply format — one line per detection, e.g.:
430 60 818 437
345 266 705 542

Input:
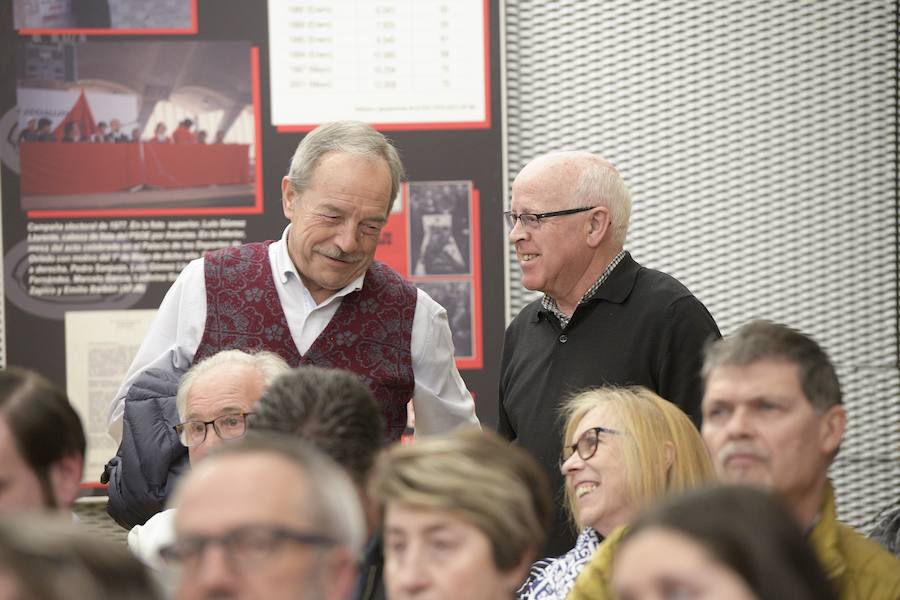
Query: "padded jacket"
101 368 188 529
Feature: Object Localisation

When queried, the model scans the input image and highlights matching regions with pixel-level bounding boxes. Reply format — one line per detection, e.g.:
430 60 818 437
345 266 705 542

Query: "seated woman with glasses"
374 428 553 600
517 386 714 600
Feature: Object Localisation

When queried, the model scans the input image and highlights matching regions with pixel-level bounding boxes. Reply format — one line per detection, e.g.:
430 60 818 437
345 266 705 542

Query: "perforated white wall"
504 0 898 528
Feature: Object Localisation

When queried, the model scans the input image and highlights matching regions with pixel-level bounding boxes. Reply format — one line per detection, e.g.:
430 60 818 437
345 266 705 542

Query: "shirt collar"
274 224 365 302
541 249 627 327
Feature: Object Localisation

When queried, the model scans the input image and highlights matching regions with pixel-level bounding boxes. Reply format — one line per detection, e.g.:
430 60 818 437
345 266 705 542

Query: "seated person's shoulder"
128 508 177 569
837 521 900 589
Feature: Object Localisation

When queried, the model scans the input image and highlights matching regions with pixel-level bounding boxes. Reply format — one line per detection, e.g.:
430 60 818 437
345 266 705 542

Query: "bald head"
513 151 631 248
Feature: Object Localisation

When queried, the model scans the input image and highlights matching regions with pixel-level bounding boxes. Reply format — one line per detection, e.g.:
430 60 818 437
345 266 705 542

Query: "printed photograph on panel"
15 40 257 212
409 181 471 276
13 0 194 32
416 280 474 359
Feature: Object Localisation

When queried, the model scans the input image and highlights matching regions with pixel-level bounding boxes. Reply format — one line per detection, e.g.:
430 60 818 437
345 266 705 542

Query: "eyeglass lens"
561 428 608 464
504 212 537 229
160 527 331 570
178 413 249 447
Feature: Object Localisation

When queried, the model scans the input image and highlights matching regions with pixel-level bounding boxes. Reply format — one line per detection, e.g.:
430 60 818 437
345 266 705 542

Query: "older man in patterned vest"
104 121 478 528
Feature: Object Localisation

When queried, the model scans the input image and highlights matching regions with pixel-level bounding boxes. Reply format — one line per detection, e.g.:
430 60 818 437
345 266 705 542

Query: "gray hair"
286 121 405 213
202 433 366 557
176 350 290 420
702 320 842 412
572 155 632 248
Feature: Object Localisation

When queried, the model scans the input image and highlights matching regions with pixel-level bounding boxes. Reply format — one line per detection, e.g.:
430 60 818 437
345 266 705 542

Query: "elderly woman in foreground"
374 428 553 600
519 386 715 600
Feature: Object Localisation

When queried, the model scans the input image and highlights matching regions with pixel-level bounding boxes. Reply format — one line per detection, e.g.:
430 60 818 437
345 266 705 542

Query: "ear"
585 207 611 248
282 176 297 219
663 440 675 471
49 452 83 510
818 404 846 459
322 547 359 600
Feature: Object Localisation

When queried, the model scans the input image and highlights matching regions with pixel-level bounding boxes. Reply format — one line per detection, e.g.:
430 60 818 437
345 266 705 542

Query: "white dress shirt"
107 226 478 441
128 508 176 572
128 508 178 596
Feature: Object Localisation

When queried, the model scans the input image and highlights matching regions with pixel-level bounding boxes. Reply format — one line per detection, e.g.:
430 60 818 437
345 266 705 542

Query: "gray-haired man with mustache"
701 320 900 599
105 122 477 524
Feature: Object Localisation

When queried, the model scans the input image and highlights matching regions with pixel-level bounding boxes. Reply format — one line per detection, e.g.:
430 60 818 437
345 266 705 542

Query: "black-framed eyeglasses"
504 206 597 230
158 525 335 570
174 412 253 447
560 426 621 466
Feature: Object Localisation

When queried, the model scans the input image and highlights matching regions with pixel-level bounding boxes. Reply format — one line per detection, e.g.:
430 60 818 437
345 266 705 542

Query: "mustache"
717 441 769 464
314 245 364 263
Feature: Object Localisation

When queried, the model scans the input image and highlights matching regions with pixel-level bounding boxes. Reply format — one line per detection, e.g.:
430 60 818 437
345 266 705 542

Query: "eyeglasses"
560 426 621 466
158 525 335 571
504 206 597 230
174 412 253 447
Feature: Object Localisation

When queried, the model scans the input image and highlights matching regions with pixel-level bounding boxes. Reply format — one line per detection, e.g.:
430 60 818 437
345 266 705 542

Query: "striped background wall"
503 0 898 528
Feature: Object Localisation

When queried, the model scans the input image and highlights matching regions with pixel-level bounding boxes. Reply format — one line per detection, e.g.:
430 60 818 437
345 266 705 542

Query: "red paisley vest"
194 241 416 439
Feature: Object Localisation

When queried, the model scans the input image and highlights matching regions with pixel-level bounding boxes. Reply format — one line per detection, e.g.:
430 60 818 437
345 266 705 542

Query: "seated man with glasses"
160 432 364 600
500 151 720 556
125 350 289 580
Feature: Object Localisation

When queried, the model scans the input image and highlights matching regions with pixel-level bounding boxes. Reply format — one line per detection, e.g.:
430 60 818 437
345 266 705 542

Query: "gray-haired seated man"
127 350 289 572
160 433 363 600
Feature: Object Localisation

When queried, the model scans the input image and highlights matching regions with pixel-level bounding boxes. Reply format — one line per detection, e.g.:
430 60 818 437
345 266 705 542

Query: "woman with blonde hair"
518 386 714 600
374 428 553 600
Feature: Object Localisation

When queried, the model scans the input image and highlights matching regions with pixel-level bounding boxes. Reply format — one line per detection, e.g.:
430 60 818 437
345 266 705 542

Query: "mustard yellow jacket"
567 482 900 600
811 482 900 600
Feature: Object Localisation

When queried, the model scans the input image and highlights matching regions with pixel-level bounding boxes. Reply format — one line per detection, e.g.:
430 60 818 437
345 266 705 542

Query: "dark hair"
249 366 384 486
37 117 52 128
0 368 86 508
702 320 841 411
0 514 160 600
621 485 838 600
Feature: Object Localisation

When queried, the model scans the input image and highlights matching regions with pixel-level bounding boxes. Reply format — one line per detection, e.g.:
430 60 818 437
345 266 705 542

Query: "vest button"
559 334 568 343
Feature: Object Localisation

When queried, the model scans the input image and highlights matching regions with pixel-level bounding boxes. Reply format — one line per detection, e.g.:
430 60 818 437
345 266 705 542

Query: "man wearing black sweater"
499 151 720 556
